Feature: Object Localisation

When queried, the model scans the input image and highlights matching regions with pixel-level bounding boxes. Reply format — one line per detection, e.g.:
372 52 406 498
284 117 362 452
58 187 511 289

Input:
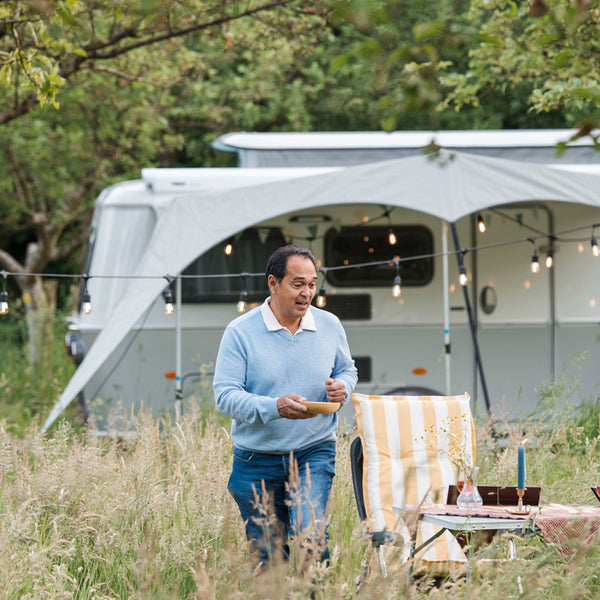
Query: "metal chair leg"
375 545 388 578
508 538 524 595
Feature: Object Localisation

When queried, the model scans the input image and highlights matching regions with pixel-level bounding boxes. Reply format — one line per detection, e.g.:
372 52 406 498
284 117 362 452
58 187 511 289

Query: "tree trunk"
25 277 57 367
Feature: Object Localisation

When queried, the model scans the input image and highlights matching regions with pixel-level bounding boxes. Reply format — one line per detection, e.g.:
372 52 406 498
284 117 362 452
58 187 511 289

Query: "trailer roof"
214 129 593 152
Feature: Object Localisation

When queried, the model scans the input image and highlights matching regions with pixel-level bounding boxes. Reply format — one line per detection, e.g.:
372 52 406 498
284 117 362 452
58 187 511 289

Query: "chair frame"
350 436 405 584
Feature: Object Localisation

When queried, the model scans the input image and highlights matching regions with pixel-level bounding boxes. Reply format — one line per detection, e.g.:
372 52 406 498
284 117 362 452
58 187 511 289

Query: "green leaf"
554 49 572 68
382 115 397 132
329 54 350 75
555 141 567 157
570 87 600 103
413 19 446 41
0 64 11 86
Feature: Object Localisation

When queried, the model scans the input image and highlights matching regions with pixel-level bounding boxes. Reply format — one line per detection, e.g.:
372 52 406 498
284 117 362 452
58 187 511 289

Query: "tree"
439 0 599 144
0 0 331 363
331 0 593 133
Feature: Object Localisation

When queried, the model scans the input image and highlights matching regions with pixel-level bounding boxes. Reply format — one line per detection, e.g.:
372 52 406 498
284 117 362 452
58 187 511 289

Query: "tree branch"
74 1 299 63
86 63 153 84
0 247 25 275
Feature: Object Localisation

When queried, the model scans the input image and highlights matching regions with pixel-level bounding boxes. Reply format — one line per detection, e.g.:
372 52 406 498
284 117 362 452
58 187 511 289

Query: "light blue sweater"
213 303 357 453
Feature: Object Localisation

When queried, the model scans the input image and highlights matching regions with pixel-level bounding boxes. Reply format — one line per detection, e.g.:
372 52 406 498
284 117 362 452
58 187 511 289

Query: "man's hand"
325 378 347 404
277 394 316 419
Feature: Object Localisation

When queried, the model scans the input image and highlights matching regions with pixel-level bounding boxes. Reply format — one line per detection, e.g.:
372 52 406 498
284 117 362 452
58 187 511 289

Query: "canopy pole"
442 221 451 395
175 275 182 421
450 222 491 413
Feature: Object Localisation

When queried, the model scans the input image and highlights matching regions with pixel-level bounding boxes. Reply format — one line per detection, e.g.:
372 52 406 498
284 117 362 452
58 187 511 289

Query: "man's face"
268 255 317 325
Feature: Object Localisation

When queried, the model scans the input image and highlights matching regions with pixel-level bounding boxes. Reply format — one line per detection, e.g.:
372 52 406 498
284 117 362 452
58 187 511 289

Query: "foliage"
0 314 78 435
0 1 325 119
439 0 600 137
418 413 477 482
0 0 333 363
331 0 593 132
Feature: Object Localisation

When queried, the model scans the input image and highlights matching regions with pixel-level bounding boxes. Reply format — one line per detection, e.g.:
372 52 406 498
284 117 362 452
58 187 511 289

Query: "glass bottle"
456 466 483 510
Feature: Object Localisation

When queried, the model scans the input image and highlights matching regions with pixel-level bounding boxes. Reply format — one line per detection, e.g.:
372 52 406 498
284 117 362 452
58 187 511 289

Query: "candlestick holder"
509 487 531 514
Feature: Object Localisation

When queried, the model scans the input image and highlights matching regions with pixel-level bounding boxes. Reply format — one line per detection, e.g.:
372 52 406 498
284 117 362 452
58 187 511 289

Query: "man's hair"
265 245 316 283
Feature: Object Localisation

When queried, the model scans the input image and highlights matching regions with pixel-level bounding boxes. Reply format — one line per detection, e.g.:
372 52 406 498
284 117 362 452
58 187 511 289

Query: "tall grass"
0 318 79 435
1 332 600 597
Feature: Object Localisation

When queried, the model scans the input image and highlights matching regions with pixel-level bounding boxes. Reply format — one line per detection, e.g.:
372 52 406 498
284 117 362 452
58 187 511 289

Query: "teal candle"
517 445 526 489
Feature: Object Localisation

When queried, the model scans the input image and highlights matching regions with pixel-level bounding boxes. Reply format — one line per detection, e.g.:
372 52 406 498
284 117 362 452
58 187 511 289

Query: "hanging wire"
1 220 600 301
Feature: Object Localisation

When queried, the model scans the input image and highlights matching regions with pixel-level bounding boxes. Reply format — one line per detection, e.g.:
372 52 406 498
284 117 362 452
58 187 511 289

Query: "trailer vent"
353 356 372 383
320 294 371 320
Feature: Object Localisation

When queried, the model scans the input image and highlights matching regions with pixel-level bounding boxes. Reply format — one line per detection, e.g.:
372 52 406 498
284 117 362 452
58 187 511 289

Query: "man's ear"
267 274 278 293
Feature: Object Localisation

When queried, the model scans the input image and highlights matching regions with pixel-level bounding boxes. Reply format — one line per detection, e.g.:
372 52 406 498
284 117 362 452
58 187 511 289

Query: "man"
213 245 357 566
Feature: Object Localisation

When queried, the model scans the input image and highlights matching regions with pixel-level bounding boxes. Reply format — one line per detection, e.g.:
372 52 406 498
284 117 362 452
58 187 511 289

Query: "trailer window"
324 225 433 287
181 227 286 303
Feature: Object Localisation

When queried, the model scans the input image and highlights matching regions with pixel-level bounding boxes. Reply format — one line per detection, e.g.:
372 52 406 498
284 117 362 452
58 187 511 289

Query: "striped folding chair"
351 392 476 579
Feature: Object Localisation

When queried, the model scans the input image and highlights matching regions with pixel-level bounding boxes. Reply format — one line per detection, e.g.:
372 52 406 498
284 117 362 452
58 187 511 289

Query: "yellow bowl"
303 401 341 415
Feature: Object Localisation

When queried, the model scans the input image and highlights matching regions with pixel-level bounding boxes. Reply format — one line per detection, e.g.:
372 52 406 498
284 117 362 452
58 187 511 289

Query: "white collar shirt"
260 297 316 335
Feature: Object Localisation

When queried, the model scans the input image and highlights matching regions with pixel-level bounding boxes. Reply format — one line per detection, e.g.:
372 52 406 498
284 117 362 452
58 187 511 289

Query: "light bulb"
530 251 540 274
224 242 233 256
477 214 486 233
82 289 92 314
459 265 468 286
163 288 174 316
316 285 327 308
545 251 553 269
392 274 402 297
0 290 8 315
237 290 248 313
592 235 599 257
388 229 397 245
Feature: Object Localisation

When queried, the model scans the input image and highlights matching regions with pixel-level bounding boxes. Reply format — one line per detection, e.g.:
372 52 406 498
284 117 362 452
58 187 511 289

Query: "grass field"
1 327 600 598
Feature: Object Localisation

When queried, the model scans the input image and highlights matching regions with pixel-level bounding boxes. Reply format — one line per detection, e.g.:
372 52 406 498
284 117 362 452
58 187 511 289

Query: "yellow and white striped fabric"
352 392 476 574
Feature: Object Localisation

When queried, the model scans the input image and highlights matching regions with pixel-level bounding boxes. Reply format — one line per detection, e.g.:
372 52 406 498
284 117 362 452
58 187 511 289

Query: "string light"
316 284 327 307
224 241 233 256
528 238 540 274
388 228 397 245
477 214 486 233
0 271 8 315
81 275 92 314
236 290 248 313
459 263 468 286
316 268 327 307
545 248 554 269
236 273 249 313
162 276 175 316
592 228 599 257
3 219 600 316
391 258 402 297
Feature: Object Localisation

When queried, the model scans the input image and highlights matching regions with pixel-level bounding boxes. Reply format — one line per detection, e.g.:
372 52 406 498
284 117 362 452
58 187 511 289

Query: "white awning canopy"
44 150 600 429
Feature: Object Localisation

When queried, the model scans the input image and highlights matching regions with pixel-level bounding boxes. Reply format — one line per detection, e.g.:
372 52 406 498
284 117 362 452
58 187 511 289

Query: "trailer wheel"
383 385 444 396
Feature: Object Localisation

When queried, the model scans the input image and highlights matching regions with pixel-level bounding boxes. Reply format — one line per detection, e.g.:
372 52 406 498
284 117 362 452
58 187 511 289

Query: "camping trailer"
48 130 600 431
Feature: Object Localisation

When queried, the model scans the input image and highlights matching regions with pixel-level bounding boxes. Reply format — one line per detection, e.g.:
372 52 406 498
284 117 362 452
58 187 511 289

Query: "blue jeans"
228 442 336 564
